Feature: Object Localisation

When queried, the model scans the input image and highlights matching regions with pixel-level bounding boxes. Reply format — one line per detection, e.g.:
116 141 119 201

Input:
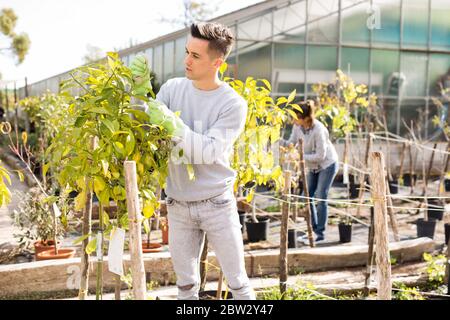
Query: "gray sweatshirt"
285 119 338 171
156 77 247 201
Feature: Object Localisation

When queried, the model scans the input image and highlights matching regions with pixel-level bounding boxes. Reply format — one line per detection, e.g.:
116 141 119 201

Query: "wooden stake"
298 139 315 247
124 161 147 300
385 179 400 242
363 207 375 297
398 142 407 180
408 143 415 194
78 137 97 300
216 270 224 300
356 124 373 217
199 234 208 292
279 170 291 297
370 152 392 300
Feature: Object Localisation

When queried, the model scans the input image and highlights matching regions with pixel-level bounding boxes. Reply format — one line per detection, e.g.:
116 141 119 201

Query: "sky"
0 0 264 87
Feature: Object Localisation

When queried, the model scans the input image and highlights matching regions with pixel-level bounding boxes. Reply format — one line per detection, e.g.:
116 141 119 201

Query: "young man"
131 22 255 300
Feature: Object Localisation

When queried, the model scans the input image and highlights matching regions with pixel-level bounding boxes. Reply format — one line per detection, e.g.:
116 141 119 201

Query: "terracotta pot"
36 248 76 261
142 241 163 253
34 240 61 254
160 218 169 245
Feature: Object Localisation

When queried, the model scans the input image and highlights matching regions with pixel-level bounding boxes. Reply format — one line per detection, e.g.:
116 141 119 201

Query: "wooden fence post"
356 124 373 217
370 152 392 300
279 170 291 297
124 161 147 300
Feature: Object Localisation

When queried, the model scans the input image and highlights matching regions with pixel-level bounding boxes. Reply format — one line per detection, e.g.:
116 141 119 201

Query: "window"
428 54 450 97
341 0 370 45
163 41 174 81
273 1 306 42
306 45 337 94
403 0 429 48
431 0 450 50
236 41 271 81
371 49 400 96
341 47 370 85
174 36 187 77
400 52 428 97
238 13 272 40
307 0 339 43
372 0 401 47
153 45 163 82
273 43 306 94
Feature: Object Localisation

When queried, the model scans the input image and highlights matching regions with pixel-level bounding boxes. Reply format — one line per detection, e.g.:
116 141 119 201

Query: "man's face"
184 36 223 81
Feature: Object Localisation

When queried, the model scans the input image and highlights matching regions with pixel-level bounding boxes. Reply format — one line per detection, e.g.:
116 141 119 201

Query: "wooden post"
216 270 224 300
385 179 400 242
279 170 291 297
356 124 373 217
114 274 121 300
408 143 415 194
363 207 375 297
78 137 97 300
398 142 407 181
298 139 315 247
370 152 392 300
124 161 147 300
382 113 393 182
199 234 208 292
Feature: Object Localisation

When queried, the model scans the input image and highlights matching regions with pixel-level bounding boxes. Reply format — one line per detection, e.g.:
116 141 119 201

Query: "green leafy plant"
392 282 425 300
312 69 377 141
222 64 298 202
423 252 446 289
11 188 69 250
339 215 353 225
258 282 331 300
47 52 172 245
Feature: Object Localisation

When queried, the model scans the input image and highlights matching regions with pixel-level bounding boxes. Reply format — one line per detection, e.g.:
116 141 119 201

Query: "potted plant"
427 198 444 221
416 203 437 239
11 188 74 260
338 216 352 243
142 217 163 253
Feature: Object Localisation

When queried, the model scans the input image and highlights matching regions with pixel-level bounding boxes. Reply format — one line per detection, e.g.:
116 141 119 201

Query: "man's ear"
213 57 224 69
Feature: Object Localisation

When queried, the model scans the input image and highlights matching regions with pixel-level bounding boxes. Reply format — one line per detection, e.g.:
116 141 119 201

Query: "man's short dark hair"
190 22 234 59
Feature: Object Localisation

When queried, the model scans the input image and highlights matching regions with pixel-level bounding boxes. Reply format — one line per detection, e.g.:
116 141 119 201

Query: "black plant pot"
445 179 450 192
427 199 444 221
199 290 233 300
403 174 416 187
288 229 297 248
445 223 450 246
416 218 436 239
338 223 352 243
238 210 247 233
349 183 360 199
388 179 398 194
245 217 270 243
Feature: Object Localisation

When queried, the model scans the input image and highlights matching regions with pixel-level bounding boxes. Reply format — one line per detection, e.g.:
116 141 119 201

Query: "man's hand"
130 55 152 97
146 99 185 137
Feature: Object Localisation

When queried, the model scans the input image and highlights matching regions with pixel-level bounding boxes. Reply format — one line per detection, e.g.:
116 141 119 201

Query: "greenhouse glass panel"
372 0 400 47
273 43 306 94
144 48 153 71
153 45 163 83
273 0 306 42
163 41 174 81
236 41 271 81
341 47 369 85
431 0 450 50
341 0 370 45
428 54 450 97
307 45 337 94
399 98 428 136
400 52 428 97
237 12 272 40
174 36 187 76
371 49 400 96
307 0 339 43
403 0 429 48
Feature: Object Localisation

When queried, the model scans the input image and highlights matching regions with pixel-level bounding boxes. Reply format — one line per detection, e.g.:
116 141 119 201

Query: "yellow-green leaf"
85 237 97 255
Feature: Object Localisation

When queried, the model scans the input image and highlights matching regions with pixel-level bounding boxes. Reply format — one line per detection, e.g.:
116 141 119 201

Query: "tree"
0 8 30 64
158 0 219 28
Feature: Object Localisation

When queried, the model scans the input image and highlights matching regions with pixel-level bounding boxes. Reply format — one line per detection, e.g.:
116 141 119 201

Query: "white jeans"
166 189 256 300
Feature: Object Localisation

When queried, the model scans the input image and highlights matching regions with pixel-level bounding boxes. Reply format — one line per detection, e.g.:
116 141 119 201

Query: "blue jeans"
305 162 338 239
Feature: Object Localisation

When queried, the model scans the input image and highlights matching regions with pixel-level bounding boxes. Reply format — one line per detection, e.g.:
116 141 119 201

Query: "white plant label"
108 227 125 276
343 163 349 185
53 203 62 217
96 232 103 261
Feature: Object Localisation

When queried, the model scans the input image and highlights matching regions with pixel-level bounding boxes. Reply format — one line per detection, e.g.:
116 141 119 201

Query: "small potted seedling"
338 215 352 243
416 200 437 239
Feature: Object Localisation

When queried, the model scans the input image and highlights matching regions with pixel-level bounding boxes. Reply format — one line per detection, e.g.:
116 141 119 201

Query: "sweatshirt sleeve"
303 126 327 162
174 98 247 164
284 125 300 146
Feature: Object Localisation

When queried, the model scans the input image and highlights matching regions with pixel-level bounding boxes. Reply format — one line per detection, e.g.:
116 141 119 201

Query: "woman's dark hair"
293 100 315 120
